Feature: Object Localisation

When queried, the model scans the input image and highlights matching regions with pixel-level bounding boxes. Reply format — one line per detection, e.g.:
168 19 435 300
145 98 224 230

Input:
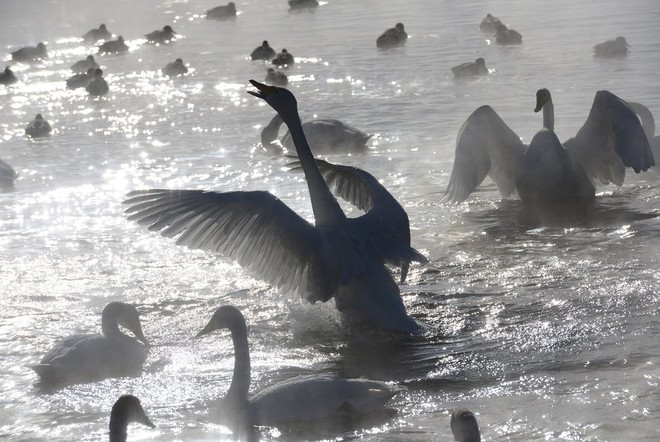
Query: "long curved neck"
226 318 250 404
101 307 123 337
261 114 284 145
109 415 128 442
542 99 555 132
282 106 345 227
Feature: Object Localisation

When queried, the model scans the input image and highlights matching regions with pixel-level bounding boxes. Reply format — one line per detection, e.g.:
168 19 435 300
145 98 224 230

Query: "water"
1 0 659 440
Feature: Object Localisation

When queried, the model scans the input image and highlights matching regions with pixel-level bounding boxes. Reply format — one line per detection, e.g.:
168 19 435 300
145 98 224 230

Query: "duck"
109 395 155 442
162 58 188 77
594 36 629 58
86 69 109 97
25 114 52 138
444 89 654 204
264 68 287 87
206 2 237 20
32 302 149 384
250 40 276 61
0 158 18 184
11 42 47 62
451 58 488 78
98 36 129 55
289 0 319 10
66 67 95 89
494 24 522 45
82 24 112 43
271 49 294 67
123 80 425 334
145 25 177 44
479 13 503 33
451 408 481 442
71 55 100 73
261 114 371 154
0 66 18 85
376 23 408 49
197 305 399 437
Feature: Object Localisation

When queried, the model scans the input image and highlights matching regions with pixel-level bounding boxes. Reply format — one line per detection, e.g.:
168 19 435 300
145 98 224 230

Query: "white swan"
0 158 17 183
261 114 371 154
33 302 149 384
450 407 481 442
123 80 424 334
109 395 155 442
444 89 654 204
197 305 398 436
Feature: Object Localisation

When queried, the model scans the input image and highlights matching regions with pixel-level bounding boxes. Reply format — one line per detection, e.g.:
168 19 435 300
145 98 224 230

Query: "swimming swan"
33 302 149 384
451 407 481 441
261 114 371 154
444 89 654 204
197 305 398 436
123 80 424 334
109 395 155 442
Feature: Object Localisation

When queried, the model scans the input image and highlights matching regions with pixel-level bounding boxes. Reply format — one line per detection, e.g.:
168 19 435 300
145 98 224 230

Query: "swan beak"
534 96 543 113
133 326 150 346
195 321 215 337
136 408 156 428
248 79 275 98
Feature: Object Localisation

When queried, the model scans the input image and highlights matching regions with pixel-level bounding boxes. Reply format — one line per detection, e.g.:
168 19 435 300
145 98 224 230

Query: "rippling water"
1 0 659 440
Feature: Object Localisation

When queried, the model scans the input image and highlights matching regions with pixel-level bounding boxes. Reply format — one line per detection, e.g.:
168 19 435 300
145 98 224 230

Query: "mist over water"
1 0 659 440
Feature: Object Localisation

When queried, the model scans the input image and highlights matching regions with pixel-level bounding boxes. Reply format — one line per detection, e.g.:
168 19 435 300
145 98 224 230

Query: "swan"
451 408 481 442
264 68 287 87
25 114 52 138
451 58 488 78
0 66 18 85
86 69 109 97
123 80 424 334
479 13 503 33
444 89 654 204
109 395 155 442
494 24 522 45
206 2 237 20
66 68 95 89
272 49 294 67
145 26 177 44
627 101 660 159
594 36 629 59
162 58 188 77
11 42 47 62
0 158 18 183
377 23 408 49
250 40 276 61
32 301 149 384
197 305 398 436
82 24 112 43
261 114 371 154
98 36 129 55
71 55 100 73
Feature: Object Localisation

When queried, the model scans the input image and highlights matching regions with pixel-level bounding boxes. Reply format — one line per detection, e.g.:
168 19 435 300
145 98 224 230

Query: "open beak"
248 79 275 99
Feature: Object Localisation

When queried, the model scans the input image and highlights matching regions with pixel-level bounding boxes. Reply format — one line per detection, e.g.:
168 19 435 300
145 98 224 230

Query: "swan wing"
445 105 526 203
625 101 656 140
124 189 336 302
564 90 655 185
283 119 370 152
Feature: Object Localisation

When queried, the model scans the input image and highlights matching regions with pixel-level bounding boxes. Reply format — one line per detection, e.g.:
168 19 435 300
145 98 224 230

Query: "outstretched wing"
444 105 526 203
124 189 336 302
565 90 655 185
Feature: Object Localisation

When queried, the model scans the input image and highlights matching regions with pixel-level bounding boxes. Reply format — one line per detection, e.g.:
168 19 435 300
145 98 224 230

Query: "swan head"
104 302 149 345
534 88 552 113
450 408 481 441
196 305 246 337
110 395 155 433
248 79 299 124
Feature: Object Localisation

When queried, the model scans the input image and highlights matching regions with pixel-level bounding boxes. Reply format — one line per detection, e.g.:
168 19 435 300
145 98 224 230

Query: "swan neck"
101 308 122 337
543 100 555 132
108 417 128 442
261 114 284 145
227 319 250 402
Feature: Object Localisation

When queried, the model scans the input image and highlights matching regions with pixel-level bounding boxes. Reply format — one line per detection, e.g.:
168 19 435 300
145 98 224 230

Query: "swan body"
109 395 155 442
82 24 112 43
25 114 52 138
272 49 294 67
98 37 128 54
265 68 287 87
123 80 424 334
11 43 47 62
86 69 109 97
250 40 276 61
377 23 407 49
145 26 177 44
479 13 503 33
0 66 18 85
206 2 237 20
197 306 398 434
66 68 95 89
71 55 100 73
594 36 629 58
162 58 188 77
0 158 18 183
451 408 481 442
494 24 522 45
33 302 149 384
445 89 654 204
261 114 371 154
451 58 488 78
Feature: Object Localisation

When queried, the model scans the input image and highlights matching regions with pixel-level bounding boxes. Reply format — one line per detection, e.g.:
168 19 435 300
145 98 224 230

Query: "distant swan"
444 89 654 204
145 26 177 44
32 302 149 384
82 24 112 43
123 80 425 334
197 305 398 437
594 36 629 59
109 395 155 442
377 23 408 49
451 408 481 442
261 114 371 154
451 58 488 78
25 114 52 138
0 66 18 85
0 158 18 183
